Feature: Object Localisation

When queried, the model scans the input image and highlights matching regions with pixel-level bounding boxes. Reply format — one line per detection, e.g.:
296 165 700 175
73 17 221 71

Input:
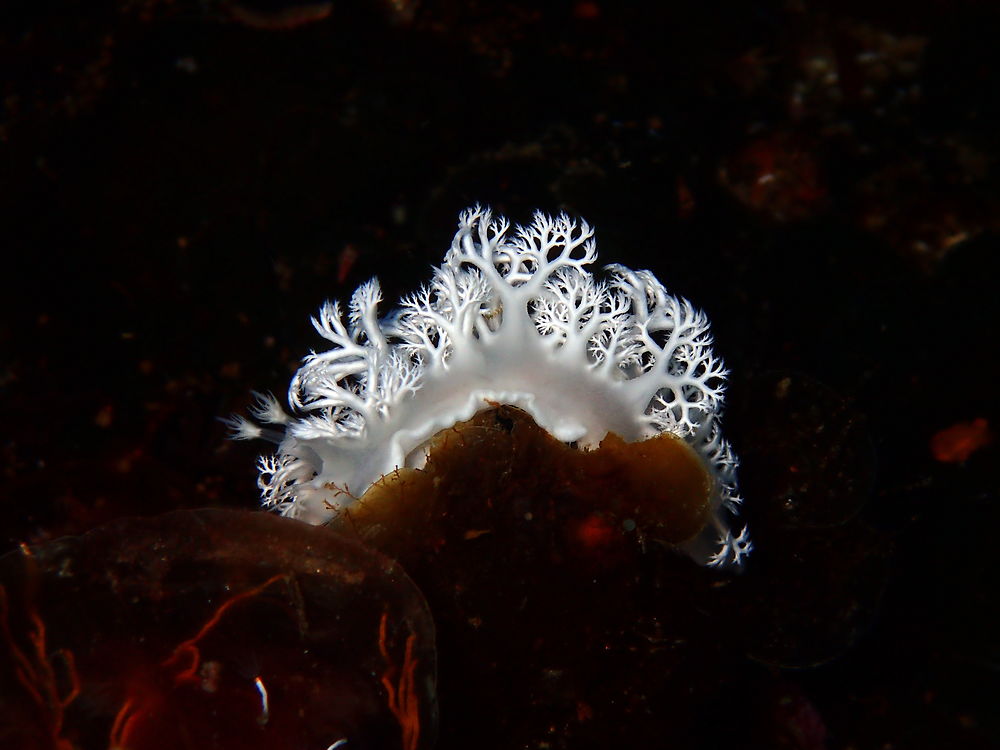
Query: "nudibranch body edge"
230 206 750 567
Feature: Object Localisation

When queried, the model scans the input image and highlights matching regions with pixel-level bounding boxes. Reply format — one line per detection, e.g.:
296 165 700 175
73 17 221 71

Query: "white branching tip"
707 526 753 568
222 391 292 444
248 391 290 425
220 414 262 441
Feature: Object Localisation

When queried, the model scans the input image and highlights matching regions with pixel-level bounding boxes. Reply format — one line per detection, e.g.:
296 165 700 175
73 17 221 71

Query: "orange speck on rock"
226 1 333 30
676 175 696 218
573 514 615 550
462 529 492 540
337 244 361 284
94 403 114 428
931 418 992 463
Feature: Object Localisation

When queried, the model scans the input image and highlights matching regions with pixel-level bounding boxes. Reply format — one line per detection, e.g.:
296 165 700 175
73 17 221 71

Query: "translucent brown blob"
341 404 714 556
0 509 436 750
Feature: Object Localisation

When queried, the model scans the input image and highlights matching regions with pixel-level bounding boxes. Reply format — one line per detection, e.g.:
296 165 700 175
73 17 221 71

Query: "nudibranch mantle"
231 206 750 567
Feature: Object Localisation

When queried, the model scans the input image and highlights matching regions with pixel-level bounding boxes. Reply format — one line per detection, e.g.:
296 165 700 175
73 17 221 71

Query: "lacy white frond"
232 206 748 567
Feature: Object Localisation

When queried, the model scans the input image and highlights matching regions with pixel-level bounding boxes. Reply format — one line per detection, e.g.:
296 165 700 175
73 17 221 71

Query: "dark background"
1 1 998 748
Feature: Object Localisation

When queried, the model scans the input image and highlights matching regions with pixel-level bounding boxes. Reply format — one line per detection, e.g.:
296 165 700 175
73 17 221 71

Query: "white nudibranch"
229 206 750 567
